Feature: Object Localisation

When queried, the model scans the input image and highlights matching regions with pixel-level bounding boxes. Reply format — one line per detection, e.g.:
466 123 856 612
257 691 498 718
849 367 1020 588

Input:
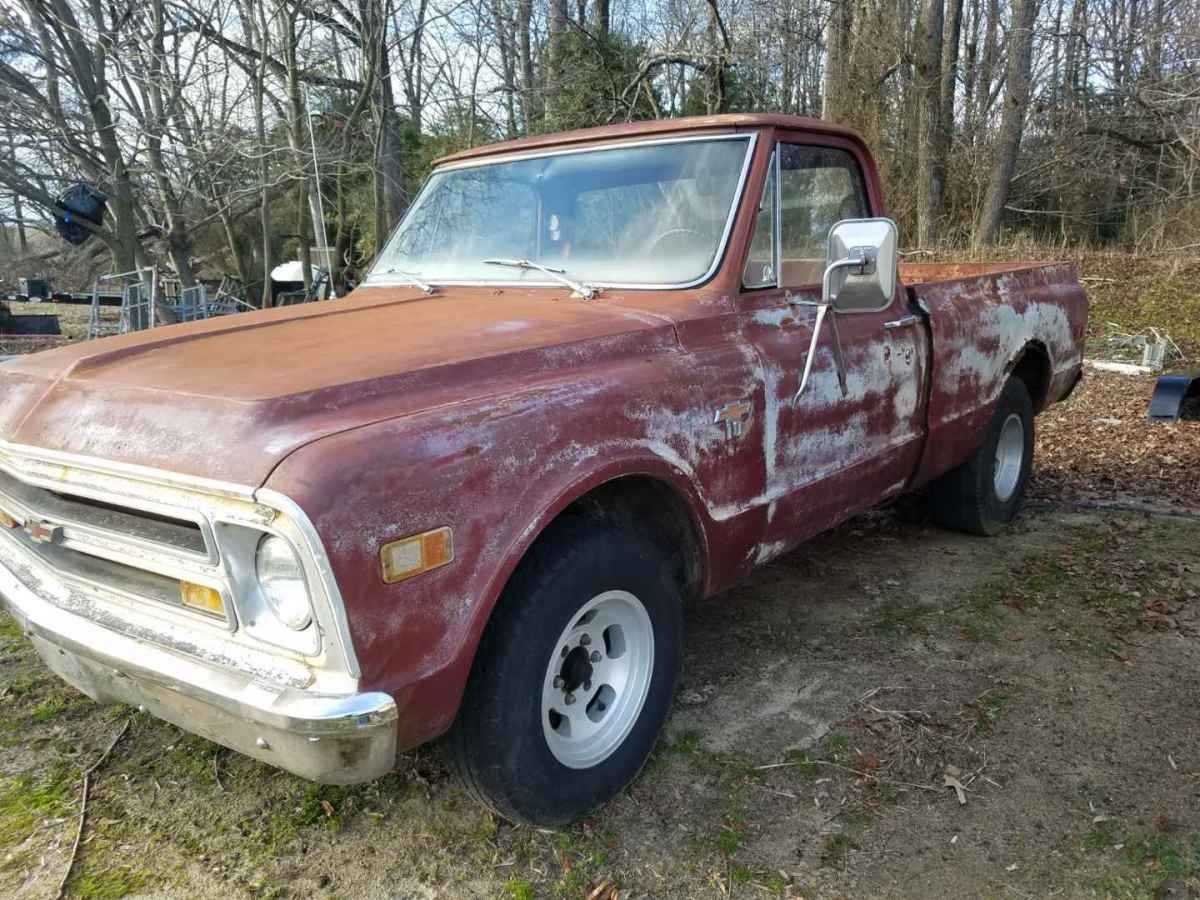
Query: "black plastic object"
0 301 61 335
1147 374 1200 422
17 278 50 299
54 183 107 246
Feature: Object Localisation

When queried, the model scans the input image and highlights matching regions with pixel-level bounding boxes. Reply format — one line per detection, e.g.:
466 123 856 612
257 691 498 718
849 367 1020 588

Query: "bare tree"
975 0 1040 245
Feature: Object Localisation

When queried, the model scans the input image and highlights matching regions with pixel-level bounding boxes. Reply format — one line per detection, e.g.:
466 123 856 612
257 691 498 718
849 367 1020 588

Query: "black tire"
444 517 683 826
929 377 1035 536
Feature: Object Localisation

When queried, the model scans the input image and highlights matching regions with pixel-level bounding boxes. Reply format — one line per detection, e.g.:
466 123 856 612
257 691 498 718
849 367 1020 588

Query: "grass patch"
71 864 154 899
0 614 23 647
781 749 821 778
868 597 932 639
31 693 78 723
504 878 536 900
0 763 76 850
821 832 855 866
1090 827 1200 896
717 826 742 856
666 729 703 755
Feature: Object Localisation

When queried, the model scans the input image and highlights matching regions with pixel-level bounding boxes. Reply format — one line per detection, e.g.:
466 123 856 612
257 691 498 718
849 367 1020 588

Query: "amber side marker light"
180 581 225 617
381 527 454 584
0 509 17 529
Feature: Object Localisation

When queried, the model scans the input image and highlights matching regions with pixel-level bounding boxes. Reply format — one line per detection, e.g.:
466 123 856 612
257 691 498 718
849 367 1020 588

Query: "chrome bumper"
0 544 398 785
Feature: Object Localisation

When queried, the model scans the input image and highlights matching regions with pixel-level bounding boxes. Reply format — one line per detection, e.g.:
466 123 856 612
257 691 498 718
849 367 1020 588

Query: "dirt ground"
2 259 1200 898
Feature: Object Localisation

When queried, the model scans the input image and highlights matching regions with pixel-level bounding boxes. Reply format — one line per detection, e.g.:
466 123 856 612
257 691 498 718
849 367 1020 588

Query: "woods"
0 0 1196 304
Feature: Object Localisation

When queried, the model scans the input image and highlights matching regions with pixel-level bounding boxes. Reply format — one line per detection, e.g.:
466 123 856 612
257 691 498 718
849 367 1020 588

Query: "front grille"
0 468 207 557
0 464 227 627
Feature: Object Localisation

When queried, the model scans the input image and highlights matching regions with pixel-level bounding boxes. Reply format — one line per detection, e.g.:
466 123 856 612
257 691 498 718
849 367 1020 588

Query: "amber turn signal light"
0 509 16 529
381 527 454 584
180 581 225 617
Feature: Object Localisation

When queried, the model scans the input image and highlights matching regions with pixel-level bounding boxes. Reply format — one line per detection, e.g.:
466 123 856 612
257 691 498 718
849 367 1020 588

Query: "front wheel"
929 377 1035 535
445 520 682 825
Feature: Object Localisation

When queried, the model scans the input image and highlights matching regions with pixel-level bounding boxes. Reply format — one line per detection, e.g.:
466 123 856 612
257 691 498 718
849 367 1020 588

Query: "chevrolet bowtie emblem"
714 400 753 439
24 519 63 544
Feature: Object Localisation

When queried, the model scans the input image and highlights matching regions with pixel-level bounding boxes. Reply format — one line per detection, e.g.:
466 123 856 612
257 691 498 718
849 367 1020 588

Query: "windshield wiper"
483 258 598 300
378 267 435 294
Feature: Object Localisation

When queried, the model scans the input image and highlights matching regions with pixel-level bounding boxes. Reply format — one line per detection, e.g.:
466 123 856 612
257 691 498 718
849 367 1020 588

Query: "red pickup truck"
0 115 1086 825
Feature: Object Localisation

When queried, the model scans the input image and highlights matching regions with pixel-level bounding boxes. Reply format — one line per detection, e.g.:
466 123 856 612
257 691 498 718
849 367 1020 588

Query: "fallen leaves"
1032 371 1200 507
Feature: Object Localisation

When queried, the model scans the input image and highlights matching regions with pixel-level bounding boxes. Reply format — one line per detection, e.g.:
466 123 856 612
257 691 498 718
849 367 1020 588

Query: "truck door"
737 139 929 559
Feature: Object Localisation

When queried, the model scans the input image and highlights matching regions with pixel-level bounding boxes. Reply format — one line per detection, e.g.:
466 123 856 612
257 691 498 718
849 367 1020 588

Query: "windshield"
369 135 753 288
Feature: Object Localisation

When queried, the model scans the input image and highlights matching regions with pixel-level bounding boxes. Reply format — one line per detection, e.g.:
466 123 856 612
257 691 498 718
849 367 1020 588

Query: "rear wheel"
445 519 682 826
929 377 1034 535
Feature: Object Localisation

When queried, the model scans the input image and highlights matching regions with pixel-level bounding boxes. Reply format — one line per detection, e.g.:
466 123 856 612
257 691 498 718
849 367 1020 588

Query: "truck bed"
900 261 1059 286
901 260 1088 487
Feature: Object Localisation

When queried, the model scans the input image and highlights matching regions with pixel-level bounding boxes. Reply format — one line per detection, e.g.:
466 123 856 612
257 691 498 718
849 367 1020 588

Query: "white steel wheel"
541 590 655 770
993 413 1025 502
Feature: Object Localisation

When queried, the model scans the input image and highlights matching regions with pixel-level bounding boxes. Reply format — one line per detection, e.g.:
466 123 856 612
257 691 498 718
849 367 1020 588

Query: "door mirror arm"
792 252 868 402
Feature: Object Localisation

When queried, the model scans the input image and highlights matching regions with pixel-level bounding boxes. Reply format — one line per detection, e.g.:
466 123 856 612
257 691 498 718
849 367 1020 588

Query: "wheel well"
558 476 705 600
1011 342 1052 412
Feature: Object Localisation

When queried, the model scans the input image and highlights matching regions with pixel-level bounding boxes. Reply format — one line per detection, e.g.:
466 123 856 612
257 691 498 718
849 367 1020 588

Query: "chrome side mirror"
824 218 898 312
794 218 899 402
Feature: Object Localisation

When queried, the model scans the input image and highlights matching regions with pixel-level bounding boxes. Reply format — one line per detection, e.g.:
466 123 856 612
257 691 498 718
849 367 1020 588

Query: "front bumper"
0 541 399 785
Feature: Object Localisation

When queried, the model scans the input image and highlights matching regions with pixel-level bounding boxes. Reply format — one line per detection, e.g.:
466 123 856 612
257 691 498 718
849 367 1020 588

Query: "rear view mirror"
823 218 898 312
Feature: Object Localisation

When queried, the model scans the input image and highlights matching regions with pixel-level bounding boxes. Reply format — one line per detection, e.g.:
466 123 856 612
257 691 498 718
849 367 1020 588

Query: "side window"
742 152 777 289
778 145 869 288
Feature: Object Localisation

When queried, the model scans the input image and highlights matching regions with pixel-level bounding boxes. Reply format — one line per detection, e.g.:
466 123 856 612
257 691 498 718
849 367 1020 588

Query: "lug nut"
590 650 601 663
564 693 576 705
583 679 592 691
553 676 564 689
579 634 591 647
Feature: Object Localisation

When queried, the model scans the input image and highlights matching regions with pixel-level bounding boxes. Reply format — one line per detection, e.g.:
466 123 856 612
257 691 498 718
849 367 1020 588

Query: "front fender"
263 358 762 749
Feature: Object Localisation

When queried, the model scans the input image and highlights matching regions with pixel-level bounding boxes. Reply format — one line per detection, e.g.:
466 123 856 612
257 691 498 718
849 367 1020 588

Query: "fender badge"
714 401 753 439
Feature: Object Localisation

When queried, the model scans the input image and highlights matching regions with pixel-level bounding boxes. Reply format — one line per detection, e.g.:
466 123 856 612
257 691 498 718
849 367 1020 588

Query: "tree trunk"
823 0 853 119
546 0 568 123
703 0 730 114
975 0 1040 246
917 0 944 246
1064 0 1087 107
962 0 980 120
491 0 519 136
252 0 274 306
940 0 964 142
974 0 1000 128
517 0 536 130
595 0 610 35
374 69 406 242
1147 0 1164 79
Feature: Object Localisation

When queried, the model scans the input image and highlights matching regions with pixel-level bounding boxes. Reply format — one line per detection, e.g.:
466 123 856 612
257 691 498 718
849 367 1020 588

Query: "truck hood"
0 287 677 487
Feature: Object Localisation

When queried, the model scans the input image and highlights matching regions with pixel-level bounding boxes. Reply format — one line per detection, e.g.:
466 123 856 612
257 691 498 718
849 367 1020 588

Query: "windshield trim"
366 131 759 293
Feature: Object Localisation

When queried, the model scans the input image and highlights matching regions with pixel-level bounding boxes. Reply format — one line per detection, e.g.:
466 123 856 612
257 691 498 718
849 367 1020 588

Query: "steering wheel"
647 227 705 256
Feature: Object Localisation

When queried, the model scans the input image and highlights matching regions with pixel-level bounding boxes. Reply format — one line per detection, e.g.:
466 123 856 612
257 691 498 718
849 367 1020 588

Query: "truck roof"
433 114 867 167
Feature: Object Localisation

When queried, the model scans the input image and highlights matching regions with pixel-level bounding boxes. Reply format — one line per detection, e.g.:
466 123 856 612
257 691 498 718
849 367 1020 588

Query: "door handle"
883 315 920 330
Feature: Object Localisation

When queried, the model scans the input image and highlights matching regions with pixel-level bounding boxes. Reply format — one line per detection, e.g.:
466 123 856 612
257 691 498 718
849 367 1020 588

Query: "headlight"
255 534 312 630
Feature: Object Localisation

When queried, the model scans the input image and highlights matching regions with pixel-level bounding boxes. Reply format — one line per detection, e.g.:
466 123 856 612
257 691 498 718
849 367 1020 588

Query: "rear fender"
911 263 1086 486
